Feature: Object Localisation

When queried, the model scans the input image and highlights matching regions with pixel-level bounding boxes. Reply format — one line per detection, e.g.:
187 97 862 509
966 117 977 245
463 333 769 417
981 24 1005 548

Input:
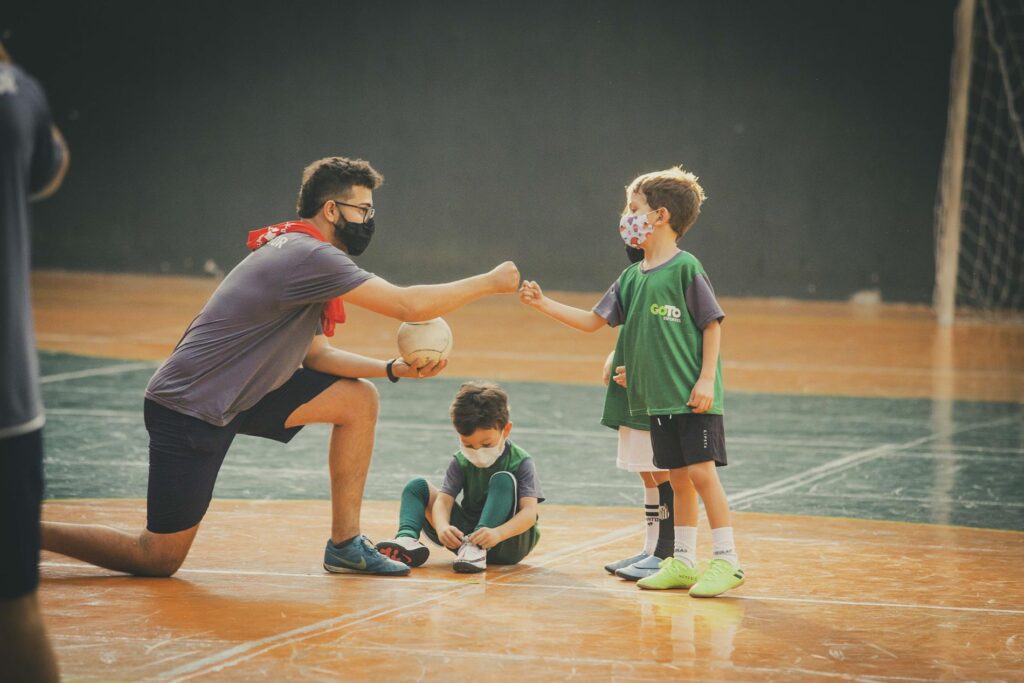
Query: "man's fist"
490 261 520 293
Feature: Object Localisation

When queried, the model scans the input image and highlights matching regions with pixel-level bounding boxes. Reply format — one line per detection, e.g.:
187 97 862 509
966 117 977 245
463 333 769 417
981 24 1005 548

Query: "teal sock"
397 478 430 539
475 472 517 532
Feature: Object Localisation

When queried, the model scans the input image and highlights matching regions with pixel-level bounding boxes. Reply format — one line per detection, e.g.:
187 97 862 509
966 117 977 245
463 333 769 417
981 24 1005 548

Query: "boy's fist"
687 377 715 413
490 261 520 292
519 279 544 307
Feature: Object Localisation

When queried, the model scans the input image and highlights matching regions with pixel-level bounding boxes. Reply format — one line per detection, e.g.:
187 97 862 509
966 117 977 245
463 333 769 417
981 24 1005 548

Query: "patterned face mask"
619 210 656 247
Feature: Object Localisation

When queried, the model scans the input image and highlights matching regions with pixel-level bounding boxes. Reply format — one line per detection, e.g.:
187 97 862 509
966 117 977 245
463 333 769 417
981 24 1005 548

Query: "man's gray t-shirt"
146 232 373 426
1 64 65 438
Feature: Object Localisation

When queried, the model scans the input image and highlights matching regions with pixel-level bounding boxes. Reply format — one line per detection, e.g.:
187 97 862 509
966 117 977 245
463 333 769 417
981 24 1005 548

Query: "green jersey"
593 251 725 416
600 333 651 431
440 440 544 547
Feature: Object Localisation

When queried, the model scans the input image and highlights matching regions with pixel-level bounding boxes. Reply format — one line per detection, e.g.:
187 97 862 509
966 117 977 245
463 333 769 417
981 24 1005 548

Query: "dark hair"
450 382 510 436
296 156 384 218
627 166 707 237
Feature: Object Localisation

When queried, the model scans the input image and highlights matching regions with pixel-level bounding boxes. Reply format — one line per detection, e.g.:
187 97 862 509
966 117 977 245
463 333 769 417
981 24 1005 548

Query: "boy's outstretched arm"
467 498 539 549
688 319 721 413
519 280 606 332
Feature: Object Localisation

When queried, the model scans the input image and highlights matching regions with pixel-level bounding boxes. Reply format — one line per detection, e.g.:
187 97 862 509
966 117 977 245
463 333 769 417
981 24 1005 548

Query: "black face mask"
333 217 375 256
625 244 645 264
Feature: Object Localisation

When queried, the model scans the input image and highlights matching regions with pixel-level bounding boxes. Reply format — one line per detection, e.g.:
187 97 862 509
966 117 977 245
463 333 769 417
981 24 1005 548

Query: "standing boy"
520 167 744 597
601 245 700 582
376 382 543 573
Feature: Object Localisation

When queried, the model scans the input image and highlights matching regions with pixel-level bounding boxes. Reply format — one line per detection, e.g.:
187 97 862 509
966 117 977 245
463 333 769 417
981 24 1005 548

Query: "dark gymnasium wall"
6 0 956 302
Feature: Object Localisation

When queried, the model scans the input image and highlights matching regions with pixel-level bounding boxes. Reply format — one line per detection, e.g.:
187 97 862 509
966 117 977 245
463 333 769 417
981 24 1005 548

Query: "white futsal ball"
397 318 453 367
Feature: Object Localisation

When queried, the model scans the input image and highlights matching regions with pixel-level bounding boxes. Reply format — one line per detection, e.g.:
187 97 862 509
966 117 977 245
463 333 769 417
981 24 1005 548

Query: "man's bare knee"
137 531 193 577
336 378 379 425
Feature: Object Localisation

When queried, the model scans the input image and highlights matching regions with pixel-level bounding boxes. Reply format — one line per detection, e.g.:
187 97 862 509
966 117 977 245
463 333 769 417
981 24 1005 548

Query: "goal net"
935 0 1024 322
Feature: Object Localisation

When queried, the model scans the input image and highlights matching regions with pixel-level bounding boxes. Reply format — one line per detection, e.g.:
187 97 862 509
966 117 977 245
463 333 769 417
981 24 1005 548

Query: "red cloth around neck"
246 220 346 336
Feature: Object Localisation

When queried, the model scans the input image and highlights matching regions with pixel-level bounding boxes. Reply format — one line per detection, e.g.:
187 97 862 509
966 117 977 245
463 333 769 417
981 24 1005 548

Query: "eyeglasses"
331 199 375 221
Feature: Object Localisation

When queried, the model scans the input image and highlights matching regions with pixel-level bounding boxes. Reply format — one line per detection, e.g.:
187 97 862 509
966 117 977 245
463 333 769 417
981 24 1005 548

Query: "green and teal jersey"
600 333 652 431
439 440 544 543
593 251 725 417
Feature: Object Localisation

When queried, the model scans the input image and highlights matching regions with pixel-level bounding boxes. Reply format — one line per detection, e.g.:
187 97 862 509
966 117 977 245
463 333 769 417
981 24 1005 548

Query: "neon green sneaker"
636 557 701 590
688 559 744 598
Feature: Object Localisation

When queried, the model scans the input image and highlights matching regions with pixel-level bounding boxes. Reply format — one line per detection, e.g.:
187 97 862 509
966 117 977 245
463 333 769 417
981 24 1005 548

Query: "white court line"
794 492 1024 508
727 415 1021 510
39 362 157 384
38 410 1024 458
157 526 637 681
723 359 1024 380
153 413 1024 683
45 408 139 419
254 643 937 683
41 402 1020 677
41 561 1024 617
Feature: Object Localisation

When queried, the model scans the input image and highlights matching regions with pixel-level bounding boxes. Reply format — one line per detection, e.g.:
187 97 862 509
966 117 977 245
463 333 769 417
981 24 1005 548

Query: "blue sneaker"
614 554 665 581
323 535 410 576
604 552 649 574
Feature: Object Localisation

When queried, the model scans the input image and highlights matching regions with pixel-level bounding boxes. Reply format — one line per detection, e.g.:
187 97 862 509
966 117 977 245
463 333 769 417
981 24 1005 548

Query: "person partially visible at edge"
0 39 69 683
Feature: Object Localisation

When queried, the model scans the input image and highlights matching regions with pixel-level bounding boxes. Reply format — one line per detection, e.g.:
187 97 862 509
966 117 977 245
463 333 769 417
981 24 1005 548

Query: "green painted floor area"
39 352 1024 531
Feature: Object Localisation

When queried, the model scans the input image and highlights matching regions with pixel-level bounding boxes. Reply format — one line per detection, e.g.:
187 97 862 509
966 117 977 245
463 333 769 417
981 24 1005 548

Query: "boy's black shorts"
145 368 339 534
649 413 727 470
1 429 44 599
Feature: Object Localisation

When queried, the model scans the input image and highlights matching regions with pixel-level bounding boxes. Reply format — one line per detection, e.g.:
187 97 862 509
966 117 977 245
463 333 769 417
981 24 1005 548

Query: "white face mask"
460 439 506 468
619 210 656 247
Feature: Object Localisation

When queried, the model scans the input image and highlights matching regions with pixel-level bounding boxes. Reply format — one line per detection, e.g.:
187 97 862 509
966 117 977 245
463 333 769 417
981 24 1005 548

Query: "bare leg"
41 522 198 577
683 461 731 528
0 593 59 683
285 378 380 544
668 469 701 527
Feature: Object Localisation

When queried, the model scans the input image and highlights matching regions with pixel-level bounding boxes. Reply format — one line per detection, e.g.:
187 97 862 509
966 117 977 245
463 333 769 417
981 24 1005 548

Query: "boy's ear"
656 207 671 227
503 421 513 438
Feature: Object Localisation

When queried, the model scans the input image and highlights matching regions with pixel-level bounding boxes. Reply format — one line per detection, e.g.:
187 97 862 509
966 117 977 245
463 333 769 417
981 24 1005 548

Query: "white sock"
673 525 698 568
642 487 659 555
711 526 740 567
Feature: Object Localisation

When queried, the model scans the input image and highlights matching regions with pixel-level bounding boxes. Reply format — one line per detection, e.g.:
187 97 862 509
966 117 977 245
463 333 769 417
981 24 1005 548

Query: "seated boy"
376 382 543 573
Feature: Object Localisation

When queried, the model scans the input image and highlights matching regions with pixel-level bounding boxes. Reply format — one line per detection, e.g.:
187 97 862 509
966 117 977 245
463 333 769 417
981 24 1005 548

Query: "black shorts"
145 368 339 534
0 429 44 599
649 413 727 470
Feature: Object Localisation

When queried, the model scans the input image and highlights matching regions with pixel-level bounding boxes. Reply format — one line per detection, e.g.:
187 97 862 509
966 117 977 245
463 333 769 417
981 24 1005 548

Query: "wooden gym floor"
31 271 1024 681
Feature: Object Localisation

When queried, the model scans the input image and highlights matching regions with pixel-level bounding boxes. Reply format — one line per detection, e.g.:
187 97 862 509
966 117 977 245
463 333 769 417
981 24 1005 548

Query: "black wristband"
385 359 400 383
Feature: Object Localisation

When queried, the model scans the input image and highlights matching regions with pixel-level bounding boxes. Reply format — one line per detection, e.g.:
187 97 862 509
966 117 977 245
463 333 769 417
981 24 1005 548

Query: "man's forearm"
399 273 500 320
305 347 388 378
